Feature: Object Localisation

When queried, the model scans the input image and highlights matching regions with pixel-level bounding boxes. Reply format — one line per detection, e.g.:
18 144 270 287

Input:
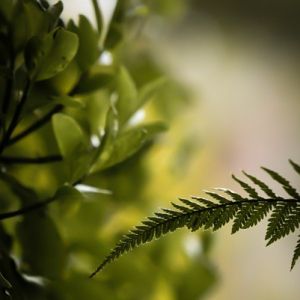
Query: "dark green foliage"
92 160 300 276
1 1 193 298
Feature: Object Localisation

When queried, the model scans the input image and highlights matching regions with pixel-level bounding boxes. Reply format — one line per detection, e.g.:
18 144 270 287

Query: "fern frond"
291 235 300 270
91 162 300 277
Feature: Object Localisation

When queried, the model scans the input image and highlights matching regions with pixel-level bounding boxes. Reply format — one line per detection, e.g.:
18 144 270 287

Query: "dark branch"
2 73 13 116
0 196 55 220
0 155 62 164
0 80 32 153
7 104 63 146
2 40 14 116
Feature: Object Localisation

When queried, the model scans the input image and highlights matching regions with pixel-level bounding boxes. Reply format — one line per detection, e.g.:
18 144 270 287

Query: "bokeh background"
49 1 300 299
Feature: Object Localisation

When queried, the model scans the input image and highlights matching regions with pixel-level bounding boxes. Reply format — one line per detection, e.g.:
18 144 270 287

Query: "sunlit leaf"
47 60 82 95
25 28 79 81
138 77 166 107
92 122 167 172
115 66 138 125
50 95 84 108
52 113 87 158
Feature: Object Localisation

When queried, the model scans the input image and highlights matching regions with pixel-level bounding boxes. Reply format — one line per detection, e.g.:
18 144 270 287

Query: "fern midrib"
91 197 300 276
150 198 299 233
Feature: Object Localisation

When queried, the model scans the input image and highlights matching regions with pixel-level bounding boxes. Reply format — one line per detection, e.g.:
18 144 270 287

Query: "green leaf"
116 76 165 125
16 212 66 278
54 185 84 217
52 113 91 182
52 113 87 158
11 0 57 52
74 65 114 94
50 95 85 108
104 24 123 50
138 77 166 108
115 66 138 125
70 15 100 72
92 122 167 172
23 0 49 36
46 60 82 95
25 28 79 81
46 1 63 30
0 173 66 278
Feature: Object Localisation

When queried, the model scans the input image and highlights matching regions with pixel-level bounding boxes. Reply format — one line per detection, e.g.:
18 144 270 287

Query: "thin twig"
0 171 87 221
2 73 13 116
0 196 56 220
7 104 63 146
91 0 102 34
0 80 32 153
1 38 14 116
0 155 62 164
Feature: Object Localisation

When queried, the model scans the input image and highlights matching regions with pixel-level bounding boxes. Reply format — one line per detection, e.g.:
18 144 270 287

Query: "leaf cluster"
0 0 175 298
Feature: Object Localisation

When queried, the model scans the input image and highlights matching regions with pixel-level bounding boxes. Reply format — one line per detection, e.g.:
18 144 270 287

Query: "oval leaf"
25 28 79 81
75 15 100 71
52 113 86 158
115 66 138 125
92 122 167 172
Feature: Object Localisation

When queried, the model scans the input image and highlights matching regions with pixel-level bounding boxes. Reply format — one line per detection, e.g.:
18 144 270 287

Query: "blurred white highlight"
128 109 146 126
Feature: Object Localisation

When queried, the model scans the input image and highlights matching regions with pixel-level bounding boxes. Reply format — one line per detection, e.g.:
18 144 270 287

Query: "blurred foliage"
0 0 216 299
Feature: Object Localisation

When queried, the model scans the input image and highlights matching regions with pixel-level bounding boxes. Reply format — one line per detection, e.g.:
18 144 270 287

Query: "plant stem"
1 37 14 117
0 155 62 164
0 196 56 220
0 173 83 221
0 80 32 154
1 48 15 143
91 0 102 34
2 74 13 116
7 104 63 146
